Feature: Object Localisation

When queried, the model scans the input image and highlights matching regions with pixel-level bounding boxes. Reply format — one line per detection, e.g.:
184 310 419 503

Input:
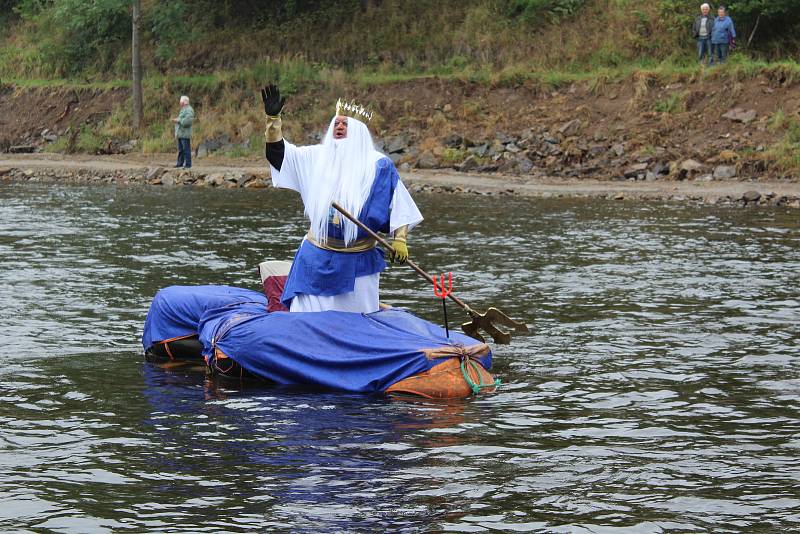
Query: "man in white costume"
261 84 423 313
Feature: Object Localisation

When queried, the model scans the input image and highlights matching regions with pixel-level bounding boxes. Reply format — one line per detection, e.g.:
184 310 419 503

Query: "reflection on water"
1 182 799 531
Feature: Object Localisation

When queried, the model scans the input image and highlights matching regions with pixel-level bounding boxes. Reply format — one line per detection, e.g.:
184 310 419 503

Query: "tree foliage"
0 0 798 78
495 0 586 22
14 0 130 76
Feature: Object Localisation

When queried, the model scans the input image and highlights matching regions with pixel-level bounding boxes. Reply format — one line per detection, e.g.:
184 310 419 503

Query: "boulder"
587 145 606 157
205 173 226 187
722 108 757 124
623 162 648 178
742 190 761 203
458 155 480 172
145 167 165 181
416 151 438 169
237 173 256 186
196 134 230 157
161 174 175 187
543 134 559 145
713 165 737 180
652 161 670 175
385 135 408 154
495 131 513 144
244 179 268 188
610 143 625 157
680 159 704 172
517 157 534 174
443 134 463 148
558 119 582 137
118 141 136 153
469 143 489 157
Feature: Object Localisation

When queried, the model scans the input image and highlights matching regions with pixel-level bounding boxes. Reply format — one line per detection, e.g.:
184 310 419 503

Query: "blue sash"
281 157 399 305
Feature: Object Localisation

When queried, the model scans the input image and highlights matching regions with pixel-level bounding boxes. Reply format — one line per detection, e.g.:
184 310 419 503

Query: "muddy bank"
1 154 799 208
2 70 800 186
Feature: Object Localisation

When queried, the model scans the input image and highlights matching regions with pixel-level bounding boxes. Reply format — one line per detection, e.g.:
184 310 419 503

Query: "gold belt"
306 231 377 253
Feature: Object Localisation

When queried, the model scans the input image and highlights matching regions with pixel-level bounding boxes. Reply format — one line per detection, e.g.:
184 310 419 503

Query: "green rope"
460 356 501 395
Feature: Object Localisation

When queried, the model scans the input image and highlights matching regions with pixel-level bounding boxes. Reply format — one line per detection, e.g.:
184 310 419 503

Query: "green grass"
765 115 800 173
654 93 685 114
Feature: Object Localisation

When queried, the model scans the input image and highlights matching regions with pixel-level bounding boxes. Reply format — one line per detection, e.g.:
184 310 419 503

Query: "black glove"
261 84 286 116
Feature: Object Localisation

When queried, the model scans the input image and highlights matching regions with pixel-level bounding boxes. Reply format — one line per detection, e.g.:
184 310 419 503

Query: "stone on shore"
713 165 737 180
145 167 165 182
742 190 761 203
624 163 648 178
204 173 226 187
722 108 757 124
458 155 480 172
680 159 703 172
385 135 409 154
416 151 438 169
558 119 582 137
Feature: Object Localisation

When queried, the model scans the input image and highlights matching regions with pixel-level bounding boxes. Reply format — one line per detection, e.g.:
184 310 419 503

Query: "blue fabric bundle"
141 285 267 350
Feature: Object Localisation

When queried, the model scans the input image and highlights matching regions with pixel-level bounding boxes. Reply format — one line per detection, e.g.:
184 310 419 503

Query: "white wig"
179 95 189 105
306 116 382 245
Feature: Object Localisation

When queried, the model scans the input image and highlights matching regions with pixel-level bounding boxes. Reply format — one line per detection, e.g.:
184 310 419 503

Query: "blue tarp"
142 285 491 393
141 285 267 350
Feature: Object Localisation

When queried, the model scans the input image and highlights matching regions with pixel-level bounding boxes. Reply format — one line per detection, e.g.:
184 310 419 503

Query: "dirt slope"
1 72 799 182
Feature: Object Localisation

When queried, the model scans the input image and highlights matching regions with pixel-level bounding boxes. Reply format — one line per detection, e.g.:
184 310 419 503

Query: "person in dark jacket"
710 5 736 64
692 3 714 65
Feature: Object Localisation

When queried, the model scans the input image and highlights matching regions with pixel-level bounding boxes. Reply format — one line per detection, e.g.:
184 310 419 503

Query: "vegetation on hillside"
1 0 798 80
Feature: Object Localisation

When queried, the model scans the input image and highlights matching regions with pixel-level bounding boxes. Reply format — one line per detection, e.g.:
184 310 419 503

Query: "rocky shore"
1 155 799 208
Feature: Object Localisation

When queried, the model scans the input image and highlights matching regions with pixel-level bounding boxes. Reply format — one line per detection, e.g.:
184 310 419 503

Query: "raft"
142 264 497 399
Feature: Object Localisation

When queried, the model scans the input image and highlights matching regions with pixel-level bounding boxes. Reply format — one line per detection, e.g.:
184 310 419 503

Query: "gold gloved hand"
391 239 408 263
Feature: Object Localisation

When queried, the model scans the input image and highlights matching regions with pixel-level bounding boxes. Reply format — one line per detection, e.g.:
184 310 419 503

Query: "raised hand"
261 84 286 116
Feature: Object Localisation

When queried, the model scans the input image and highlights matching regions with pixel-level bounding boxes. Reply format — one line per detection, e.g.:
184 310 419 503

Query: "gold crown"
335 98 373 122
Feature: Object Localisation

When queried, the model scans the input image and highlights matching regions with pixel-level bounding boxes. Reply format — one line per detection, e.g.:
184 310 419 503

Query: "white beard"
306 117 382 245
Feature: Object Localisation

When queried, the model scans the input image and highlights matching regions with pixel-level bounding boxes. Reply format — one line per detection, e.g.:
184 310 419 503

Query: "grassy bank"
4 54 798 158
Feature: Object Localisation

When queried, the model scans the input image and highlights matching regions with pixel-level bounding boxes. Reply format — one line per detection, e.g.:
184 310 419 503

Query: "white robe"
271 141 422 313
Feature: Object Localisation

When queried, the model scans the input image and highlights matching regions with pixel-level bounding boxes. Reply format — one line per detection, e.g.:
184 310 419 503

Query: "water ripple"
0 182 798 531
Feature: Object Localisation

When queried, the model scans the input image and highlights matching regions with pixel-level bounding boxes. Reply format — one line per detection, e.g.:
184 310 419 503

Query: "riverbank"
2 153 799 207
3 61 800 190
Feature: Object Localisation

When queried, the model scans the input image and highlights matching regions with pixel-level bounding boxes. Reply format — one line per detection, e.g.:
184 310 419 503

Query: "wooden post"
131 0 143 132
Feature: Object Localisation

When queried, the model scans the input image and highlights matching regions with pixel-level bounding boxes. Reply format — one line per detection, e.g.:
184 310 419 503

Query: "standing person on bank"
692 3 714 66
172 95 195 169
711 5 736 64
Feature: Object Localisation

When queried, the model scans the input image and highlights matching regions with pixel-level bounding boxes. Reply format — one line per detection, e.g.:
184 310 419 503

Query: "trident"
331 202 529 344
433 272 453 339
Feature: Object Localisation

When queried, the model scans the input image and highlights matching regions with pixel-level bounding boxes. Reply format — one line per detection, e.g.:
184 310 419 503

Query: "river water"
1 181 798 532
